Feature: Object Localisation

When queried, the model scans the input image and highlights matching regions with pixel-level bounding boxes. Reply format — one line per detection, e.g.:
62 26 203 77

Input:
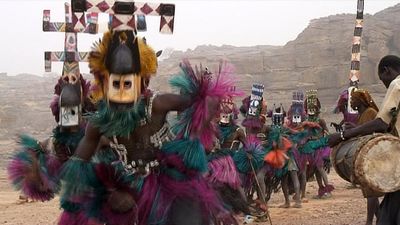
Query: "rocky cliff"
154 4 400 109
1 4 400 144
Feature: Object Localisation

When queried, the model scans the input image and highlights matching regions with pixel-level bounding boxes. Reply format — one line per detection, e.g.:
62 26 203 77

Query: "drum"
331 133 400 195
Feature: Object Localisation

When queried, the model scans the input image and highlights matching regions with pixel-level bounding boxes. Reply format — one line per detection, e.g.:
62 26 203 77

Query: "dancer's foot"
321 192 332 199
279 202 290 208
346 184 358 189
16 195 29 204
254 200 268 212
312 194 322 199
293 202 302 208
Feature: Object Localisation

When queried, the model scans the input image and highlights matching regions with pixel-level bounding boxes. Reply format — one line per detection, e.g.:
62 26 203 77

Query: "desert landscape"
1 3 400 225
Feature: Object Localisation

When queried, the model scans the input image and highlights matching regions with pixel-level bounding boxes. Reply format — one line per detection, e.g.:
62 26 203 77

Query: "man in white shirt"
329 55 400 225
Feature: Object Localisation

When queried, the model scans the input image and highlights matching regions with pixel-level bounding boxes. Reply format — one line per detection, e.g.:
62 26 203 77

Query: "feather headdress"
88 31 158 103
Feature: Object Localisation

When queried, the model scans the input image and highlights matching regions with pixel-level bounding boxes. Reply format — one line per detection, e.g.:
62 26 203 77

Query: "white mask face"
272 113 284 126
59 106 80 127
220 113 231 124
248 99 260 116
108 73 140 104
292 115 301 123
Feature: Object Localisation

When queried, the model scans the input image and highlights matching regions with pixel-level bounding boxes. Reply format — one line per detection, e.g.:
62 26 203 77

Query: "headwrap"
351 89 379 112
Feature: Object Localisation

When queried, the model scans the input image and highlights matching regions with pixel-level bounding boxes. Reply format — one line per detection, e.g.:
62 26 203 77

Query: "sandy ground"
0 168 372 225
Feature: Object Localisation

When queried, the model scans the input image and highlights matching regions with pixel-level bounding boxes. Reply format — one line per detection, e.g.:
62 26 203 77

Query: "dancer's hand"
26 151 47 192
343 122 356 130
108 190 136 213
327 133 342 147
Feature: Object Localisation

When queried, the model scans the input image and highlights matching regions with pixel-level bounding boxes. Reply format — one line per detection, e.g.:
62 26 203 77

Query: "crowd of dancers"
6 34 344 223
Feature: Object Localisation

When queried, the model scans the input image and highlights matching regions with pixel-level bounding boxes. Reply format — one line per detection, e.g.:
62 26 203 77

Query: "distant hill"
2 4 400 143
155 4 400 108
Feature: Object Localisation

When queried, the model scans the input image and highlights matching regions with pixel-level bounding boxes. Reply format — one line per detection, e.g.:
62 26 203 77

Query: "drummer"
329 55 400 225
347 89 380 225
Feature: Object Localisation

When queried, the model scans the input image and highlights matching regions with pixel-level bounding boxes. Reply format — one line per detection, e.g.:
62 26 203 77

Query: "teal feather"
170 108 194 138
161 138 207 173
18 135 42 152
219 125 238 144
60 157 99 200
299 137 328 154
52 127 84 151
88 100 147 138
233 146 265 174
169 72 197 96
60 200 82 213
162 166 188 181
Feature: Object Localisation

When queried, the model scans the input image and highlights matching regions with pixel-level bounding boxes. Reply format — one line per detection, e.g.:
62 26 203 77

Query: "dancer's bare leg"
366 197 379 225
256 169 266 202
316 166 329 187
279 174 290 208
290 171 301 208
299 170 308 202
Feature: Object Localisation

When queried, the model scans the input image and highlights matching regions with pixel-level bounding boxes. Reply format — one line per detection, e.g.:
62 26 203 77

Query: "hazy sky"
0 0 399 75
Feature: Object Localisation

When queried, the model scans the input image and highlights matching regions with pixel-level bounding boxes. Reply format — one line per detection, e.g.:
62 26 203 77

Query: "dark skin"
328 66 400 147
278 125 302 208
246 124 270 147
218 122 246 150
350 97 367 115
243 121 270 204
213 119 249 215
76 94 192 161
345 92 380 225
26 125 110 195
328 65 400 225
343 96 368 130
74 93 220 213
306 113 332 197
281 170 301 208
26 125 82 191
288 122 309 201
317 117 330 190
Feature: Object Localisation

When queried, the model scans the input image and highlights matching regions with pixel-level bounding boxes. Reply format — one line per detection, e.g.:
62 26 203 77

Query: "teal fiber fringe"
88 100 147 138
233 147 265 174
299 137 328 154
60 157 99 201
161 138 207 173
52 127 84 151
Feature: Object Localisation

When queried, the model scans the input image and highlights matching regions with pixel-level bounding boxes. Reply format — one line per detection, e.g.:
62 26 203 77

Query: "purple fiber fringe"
292 148 308 172
137 154 235 225
308 147 331 169
344 112 358 124
66 153 236 225
325 184 334 193
317 184 335 197
206 155 241 189
94 163 138 225
50 95 60 123
242 117 262 129
7 152 62 201
295 146 331 171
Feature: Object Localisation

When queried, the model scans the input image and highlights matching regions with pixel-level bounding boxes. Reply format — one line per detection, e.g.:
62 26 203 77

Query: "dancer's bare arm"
74 123 102 161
